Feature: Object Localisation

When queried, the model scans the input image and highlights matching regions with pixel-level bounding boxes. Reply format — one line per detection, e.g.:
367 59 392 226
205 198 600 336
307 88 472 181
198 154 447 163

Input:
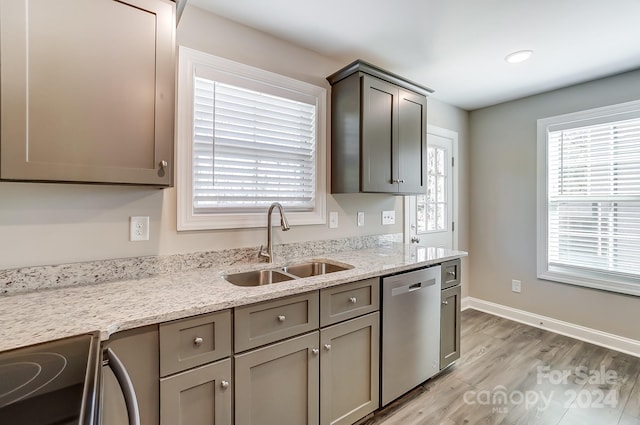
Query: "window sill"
538 267 640 297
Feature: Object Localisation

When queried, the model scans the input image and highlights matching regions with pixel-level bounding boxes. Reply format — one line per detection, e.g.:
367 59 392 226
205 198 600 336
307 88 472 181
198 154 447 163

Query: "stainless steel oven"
0 333 101 425
0 331 146 425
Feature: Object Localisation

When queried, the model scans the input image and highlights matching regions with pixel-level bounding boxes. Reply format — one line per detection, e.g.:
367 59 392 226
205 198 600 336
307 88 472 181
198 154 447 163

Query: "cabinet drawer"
320 278 379 327
441 258 461 289
159 310 232 377
235 292 319 352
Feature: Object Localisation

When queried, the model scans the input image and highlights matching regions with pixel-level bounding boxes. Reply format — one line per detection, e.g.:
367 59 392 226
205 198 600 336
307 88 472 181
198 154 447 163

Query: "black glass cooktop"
0 333 100 425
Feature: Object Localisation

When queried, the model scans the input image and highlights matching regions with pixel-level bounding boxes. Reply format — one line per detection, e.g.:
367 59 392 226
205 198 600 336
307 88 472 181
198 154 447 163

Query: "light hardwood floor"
363 309 640 425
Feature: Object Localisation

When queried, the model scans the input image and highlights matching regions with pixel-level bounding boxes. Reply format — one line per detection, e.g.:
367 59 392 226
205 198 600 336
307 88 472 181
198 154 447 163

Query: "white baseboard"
461 297 640 358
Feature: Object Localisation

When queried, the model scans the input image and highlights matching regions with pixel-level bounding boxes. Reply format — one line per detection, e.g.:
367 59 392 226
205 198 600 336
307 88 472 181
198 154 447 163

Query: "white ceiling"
188 0 640 110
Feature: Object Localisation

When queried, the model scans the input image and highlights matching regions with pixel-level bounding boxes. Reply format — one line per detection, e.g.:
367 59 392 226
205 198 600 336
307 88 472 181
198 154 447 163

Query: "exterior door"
406 126 457 249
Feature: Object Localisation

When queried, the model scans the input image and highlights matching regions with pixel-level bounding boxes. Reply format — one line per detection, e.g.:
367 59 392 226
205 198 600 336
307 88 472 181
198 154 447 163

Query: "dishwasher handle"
391 278 436 296
104 348 141 425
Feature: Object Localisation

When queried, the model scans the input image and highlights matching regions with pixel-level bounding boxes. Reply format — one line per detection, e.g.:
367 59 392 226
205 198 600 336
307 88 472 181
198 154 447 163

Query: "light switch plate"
357 211 365 227
130 216 149 241
329 211 339 228
382 210 395 225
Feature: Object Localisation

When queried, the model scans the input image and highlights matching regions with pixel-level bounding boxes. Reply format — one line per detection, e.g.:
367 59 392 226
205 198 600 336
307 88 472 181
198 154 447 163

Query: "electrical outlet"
382 210 396 225
512 279 522 293
130 216 150 241
329 211 339 229
357 211 365 227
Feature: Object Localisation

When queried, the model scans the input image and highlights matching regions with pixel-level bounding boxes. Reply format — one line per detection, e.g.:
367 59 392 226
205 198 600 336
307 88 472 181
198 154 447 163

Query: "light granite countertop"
0 244 466 352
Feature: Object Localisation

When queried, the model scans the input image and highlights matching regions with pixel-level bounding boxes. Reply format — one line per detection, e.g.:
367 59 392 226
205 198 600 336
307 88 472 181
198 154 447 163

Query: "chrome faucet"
259 202 291 263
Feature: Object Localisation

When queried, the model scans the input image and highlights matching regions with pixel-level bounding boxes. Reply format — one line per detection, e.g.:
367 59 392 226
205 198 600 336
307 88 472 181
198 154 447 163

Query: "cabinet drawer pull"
221 380 230 389
324 344 332 351
277 315 286 322
193 337 204 346
447 271 456 277
442 300 449 306
349 297 357 304
311 348 319 355
160 160 168 168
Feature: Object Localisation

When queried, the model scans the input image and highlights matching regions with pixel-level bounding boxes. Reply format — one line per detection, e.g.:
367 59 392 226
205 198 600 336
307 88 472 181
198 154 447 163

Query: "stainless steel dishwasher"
381 265 441 406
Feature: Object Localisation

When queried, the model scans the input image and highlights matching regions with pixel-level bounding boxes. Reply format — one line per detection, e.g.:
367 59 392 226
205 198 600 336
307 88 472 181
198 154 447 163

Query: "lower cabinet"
440 284 462 369
234 332 320 425
160 359 232 425
320 313 379 425
234 313 380 425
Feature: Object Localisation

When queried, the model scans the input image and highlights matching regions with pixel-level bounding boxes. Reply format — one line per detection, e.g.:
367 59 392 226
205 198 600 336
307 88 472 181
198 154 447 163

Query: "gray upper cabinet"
327 60 432 195
0 0 175 186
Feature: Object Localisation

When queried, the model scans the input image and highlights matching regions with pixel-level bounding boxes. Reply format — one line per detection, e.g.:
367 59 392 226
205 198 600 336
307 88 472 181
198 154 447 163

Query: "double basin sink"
224 260 353 287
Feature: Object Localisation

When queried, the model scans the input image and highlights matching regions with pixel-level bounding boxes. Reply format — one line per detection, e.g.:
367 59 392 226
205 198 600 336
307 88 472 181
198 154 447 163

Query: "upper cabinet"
0 0 176 186
327 60 432 194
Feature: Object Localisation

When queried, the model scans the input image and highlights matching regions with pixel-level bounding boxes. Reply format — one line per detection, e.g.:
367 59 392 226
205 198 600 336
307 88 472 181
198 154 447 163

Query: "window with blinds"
176 47 326 230
537 101 640 296
193 78 316 213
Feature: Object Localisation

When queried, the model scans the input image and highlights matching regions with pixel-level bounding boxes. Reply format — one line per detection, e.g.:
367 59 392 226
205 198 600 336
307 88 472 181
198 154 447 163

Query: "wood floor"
363 309 640 425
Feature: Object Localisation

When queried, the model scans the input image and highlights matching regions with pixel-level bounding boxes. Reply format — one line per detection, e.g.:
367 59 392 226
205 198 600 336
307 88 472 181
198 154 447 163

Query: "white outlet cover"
357 211 365 227
382 210 396 225
130 216 150 241
511 279 522 293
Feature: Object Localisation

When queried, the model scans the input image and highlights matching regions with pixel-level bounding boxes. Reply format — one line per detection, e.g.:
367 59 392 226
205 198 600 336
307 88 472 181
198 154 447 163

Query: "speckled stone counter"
0 244 466 352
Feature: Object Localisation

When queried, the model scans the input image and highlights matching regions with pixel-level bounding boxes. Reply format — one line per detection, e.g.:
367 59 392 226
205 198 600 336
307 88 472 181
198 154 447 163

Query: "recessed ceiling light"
505 50 533 64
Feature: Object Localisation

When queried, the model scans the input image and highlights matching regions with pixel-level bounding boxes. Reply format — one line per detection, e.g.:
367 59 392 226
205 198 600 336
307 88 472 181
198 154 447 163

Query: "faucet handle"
258 245 270 260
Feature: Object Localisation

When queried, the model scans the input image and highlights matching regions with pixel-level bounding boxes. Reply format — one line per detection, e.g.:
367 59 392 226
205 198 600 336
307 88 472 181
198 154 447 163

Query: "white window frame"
176 46 327 230
537 99 640 296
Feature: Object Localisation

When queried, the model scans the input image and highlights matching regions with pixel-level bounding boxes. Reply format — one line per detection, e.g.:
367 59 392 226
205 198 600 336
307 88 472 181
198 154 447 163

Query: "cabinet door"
160 359 232 425
397 89 427 194
320 313 379 425
235 332 319 425
0 0 175 185
360 75 398 193
440 285 462 369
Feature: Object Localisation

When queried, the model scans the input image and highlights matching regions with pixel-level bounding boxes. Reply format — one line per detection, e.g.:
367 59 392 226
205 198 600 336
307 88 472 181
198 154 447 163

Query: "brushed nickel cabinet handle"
159 160 168 168
311 348 319 355
442 300 449 305
277 315 286 322
349 297 357 304
324 344 332 351
221 380 230 389
194 337 204 346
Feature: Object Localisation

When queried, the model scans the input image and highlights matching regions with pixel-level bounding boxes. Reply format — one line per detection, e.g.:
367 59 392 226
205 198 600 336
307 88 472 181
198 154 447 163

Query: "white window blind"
193 78 317 213
541 106 640 294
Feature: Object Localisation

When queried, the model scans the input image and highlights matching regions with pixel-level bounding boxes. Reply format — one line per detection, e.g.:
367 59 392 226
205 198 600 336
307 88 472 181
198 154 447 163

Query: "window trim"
536 99 640 296
176 46 327 231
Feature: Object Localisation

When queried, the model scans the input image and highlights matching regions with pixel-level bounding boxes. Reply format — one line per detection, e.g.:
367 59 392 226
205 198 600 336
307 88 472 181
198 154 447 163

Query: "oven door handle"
104 348 141 425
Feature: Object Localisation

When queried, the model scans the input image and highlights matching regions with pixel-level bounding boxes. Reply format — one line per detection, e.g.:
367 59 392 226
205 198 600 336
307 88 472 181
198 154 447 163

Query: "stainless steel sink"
283 261 353 278
224 260 353 286
224 269 295 287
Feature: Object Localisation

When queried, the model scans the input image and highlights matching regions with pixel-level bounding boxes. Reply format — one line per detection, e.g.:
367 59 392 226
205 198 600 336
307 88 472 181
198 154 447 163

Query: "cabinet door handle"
324 344 332 351
277 315 286 322
193 337 204 346
442 300 449 305
221 380 230 389
159 160 168 168
447 271 456 277
311 348 319 355
349 297 357 304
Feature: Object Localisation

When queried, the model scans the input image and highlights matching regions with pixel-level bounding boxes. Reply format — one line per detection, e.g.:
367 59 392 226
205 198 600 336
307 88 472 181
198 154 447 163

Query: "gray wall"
469 69 640 340
0 5 470 274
